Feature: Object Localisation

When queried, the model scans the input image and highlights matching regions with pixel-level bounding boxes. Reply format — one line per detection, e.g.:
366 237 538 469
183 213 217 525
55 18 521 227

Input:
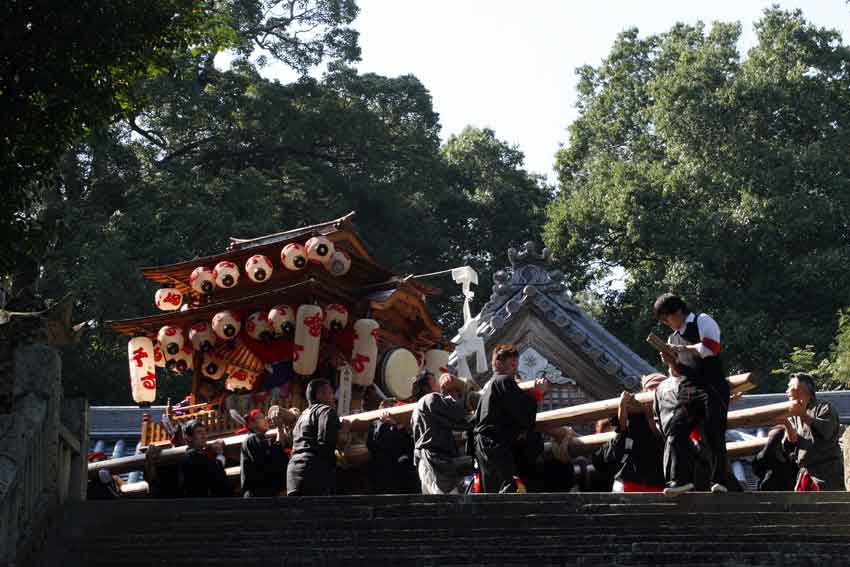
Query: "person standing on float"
654 293 729 496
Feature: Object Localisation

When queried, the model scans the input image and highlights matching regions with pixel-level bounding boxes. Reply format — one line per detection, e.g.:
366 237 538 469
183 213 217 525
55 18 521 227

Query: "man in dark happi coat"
472 344 548 493
240 408 290 497
367 398 417 494
609 374 666 492
752 426 798 491
411 372 470 494
178 420 231 497
286 379 350 496
782 373 844 491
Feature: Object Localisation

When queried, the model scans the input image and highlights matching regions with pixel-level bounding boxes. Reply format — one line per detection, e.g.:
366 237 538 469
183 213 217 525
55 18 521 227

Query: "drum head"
381 348 419 400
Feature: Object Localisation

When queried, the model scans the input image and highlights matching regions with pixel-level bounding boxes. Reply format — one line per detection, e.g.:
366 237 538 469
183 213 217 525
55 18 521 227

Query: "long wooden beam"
119 434 772 497
533 373 756 432
90 373 761 478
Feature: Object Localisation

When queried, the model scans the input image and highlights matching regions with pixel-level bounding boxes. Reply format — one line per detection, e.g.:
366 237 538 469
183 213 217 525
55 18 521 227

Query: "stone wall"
0 340 87 566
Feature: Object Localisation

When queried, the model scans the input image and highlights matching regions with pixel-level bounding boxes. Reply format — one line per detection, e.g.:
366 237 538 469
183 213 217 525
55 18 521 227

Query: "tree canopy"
15 5 547 403
545 8 850 390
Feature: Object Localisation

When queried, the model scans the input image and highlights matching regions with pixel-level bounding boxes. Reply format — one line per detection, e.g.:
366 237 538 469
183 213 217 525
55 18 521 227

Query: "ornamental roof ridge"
479 242 578 320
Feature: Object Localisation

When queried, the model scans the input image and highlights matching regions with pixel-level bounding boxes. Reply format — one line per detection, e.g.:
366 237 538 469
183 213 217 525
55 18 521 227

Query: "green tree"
545 9 850 390
0 0 240 279
441 127 553 323
2 0 361 286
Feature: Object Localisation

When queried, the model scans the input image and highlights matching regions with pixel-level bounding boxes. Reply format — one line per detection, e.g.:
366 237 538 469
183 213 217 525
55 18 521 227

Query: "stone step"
65 550 837 567
38 493 850 567
71 530 850 548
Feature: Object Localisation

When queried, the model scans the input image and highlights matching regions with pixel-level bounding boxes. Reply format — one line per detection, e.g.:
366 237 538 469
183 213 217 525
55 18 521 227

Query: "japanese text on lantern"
141 371 156 389
132 347 148 367
304 312 323 337
351 353 371 373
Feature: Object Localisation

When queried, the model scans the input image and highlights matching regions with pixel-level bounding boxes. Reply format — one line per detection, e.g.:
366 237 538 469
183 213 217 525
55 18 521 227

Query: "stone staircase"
36 492 850 567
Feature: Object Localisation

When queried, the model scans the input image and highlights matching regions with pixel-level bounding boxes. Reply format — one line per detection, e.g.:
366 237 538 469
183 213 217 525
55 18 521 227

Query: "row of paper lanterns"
155 236 351 310
128 303 376 404
129 332 451 407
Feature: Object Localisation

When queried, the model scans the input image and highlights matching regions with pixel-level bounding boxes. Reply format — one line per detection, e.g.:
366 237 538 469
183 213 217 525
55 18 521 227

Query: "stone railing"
0 342 88 566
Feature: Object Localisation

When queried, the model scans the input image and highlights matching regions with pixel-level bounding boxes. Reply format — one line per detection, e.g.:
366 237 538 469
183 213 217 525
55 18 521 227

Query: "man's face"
188 425 208 449
659 310 685 331
786 377 809 403
251 413 269 434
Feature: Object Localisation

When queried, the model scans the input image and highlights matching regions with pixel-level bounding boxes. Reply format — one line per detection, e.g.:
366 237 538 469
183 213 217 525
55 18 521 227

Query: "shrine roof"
452 242 655 391
226 212 356 250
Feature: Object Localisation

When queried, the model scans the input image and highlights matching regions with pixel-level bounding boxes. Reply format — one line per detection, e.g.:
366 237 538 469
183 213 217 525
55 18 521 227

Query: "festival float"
98 213 780 494
108 212 452 450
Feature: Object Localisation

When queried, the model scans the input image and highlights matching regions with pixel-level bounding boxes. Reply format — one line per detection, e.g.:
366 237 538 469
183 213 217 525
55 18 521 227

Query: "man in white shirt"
654 293 729 497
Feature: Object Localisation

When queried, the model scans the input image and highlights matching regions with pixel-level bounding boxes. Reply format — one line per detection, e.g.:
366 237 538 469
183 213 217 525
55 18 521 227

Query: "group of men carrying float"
126 293 844 499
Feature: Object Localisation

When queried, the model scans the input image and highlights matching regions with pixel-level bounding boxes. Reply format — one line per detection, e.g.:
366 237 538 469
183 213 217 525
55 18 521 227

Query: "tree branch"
128 118 168 149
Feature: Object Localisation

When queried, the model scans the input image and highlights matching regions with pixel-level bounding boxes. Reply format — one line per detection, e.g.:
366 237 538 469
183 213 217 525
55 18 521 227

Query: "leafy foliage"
545 9 850 390
31 55 545 403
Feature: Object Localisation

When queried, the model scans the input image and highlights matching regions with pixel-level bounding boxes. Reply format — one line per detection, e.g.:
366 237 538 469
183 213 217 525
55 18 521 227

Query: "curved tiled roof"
453 242 655 391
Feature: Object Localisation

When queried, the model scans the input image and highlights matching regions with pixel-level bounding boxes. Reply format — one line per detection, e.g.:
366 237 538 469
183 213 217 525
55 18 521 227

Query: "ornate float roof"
139 212 437 301
108 212 445 350
454 242 655 395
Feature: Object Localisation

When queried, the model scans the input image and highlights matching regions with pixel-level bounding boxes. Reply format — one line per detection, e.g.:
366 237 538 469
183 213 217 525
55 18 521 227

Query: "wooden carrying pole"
532 373 757 432
89 373 762 478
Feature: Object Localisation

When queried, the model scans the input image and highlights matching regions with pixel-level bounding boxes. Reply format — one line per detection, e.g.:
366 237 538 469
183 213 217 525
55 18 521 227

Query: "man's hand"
212 440 225 456
617 391 633 431
729 392 743 405
788 398 809 418
782 418 799 444
379 410 398 426
534 377 550 396
145 444 162 463
660 352 681 376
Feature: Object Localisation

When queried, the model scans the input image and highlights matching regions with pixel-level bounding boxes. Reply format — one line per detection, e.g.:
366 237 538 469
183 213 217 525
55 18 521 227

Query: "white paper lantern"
189 321 217 352
325 250 351 276
293 305 323 376
213 261 240 288
201 354 226 380
351 318 380 386
245 254 274 283
268 304 295 335
154 288 183 311
157 325 185 356
246 311 274 342
306 236 335 265
128 337 157 405
170 343 194 374
281 243 308 270
153 341 166 368
212 310 241 340
425 349 450 380
190 267 215 295
323 303 349 331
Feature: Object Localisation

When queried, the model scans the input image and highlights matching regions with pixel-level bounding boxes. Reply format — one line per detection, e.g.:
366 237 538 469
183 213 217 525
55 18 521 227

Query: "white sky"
256 0 850 181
